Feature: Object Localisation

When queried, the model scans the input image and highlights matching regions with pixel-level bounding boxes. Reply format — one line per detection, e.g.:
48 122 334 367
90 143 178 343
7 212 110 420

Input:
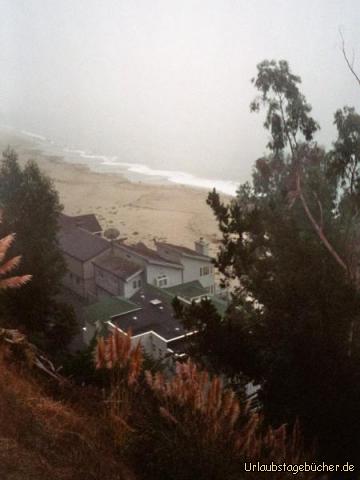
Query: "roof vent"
150 299 162 306
159 306 164 310
132 316 138 320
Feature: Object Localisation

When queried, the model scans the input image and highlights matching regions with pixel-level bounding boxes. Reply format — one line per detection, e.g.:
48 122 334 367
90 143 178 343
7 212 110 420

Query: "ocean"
9 127 240 196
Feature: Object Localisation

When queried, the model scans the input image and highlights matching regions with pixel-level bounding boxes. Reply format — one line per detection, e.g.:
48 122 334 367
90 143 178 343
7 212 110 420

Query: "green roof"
166 281 229 316
84 296 139 325
143 283 175 304
165 280 207 300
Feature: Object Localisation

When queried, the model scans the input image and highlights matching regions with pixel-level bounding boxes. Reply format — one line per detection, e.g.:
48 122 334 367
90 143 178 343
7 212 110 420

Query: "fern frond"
0 255 21 275
0 274 32 289
0 234 15 262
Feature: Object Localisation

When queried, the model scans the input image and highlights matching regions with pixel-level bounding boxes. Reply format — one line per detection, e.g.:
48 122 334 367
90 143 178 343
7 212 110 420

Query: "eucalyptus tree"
179 60 360 463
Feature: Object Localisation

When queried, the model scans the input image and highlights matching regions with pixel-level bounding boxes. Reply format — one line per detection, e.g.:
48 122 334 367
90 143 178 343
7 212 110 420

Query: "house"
59 212 216 306
155 238 215 294
82 281 228 362
83 283 196 361
82 296 140 344
58 215 111 298
93 254 144 299
114 238 215 293
59 213 102 235
165 280 209 303
113 241 184 288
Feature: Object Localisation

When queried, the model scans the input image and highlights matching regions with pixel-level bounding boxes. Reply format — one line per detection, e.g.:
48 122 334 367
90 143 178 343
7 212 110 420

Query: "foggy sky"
1 0 360 180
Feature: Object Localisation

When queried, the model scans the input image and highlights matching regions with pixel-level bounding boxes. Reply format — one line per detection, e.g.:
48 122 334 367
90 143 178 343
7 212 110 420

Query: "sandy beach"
0 130 228 255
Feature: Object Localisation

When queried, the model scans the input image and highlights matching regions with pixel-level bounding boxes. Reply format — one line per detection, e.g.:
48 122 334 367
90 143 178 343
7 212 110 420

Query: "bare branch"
313 192 324 230
296 172 348 273
340 29 360 87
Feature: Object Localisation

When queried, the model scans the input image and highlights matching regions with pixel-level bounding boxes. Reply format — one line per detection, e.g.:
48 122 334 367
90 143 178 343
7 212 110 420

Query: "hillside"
0 329 135 480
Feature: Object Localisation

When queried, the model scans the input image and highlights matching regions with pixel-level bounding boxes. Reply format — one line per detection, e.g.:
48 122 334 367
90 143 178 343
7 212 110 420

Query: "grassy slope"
0 344 135 480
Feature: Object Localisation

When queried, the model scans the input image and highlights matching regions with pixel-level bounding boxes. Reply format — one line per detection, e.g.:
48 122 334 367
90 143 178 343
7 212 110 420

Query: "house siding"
124 272 143 298
131 331 169 359
62 249 111 298
94 265 122 296
155 245 215 292
62 254 85 297
113 244 182 288
146 264 182 288
181 256 214 289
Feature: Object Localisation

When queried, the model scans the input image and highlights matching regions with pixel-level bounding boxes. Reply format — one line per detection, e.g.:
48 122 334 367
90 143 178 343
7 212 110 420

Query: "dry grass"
146 360 309 466
96 329 315 480
0 340 135 480
0 221 135 479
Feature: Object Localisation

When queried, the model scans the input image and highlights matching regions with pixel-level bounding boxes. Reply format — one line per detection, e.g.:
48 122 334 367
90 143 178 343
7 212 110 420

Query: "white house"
59 213 216 302
155 238 215 294
113 242 184 288
83 283 197 362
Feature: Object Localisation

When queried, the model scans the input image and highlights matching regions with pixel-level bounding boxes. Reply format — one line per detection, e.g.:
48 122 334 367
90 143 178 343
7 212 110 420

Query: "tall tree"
179 61 360 463
0 148 77 352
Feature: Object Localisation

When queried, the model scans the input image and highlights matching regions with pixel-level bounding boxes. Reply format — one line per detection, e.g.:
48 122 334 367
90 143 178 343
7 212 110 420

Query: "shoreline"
0 129 229 255
4 127 239 196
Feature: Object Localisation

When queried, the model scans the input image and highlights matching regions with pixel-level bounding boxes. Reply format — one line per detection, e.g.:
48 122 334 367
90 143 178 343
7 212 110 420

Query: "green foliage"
187 60 360 464
96 330 312 480
250 59 319 153
328 107 360 266
61 335 109 386
0 148 77 352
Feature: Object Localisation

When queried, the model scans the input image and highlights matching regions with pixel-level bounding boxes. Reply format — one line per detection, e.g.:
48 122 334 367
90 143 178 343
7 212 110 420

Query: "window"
132 279 142 289
156 275 168 287
200 266 210 276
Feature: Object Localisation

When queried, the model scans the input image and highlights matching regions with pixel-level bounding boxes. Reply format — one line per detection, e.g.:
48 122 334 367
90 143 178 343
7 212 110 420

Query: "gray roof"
59 225 110 262
93 255 143 281
113 284 188 341
58 213 75 229
59 213 102 234
156 241 211 260
72 214 102 233
116 242 183 268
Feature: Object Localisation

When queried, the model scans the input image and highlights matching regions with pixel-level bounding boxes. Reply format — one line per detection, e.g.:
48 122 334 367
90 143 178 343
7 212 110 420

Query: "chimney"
195 237 209 256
